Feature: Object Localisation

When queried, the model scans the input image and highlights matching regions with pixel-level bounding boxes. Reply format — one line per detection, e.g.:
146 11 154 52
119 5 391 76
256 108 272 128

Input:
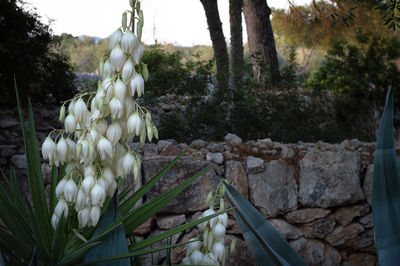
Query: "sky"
25 0 311 46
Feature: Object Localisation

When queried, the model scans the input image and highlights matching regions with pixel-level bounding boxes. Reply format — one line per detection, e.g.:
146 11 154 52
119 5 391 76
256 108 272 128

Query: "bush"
0 0 76 106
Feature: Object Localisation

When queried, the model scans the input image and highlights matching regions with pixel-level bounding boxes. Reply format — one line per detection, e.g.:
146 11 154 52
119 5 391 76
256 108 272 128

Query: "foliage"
375 0 400 30
305 32 400 140
0 0 76 106
222 179 307 266
372 87 400 265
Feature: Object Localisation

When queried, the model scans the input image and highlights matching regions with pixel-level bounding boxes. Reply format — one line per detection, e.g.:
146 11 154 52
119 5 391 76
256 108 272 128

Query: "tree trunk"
229 0 244 90
243 0 280 84
200 0 229 97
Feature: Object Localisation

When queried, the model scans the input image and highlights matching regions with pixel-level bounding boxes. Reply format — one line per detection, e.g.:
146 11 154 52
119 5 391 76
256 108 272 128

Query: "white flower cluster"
42 23 157 229
181 209 228 265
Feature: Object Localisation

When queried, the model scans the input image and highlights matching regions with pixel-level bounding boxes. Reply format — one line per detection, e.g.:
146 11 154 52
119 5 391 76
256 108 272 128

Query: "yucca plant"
372 86 400 265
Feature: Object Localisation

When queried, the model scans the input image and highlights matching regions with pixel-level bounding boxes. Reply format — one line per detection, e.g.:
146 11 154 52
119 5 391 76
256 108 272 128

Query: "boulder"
299 151 364 208
11 154 26 169
249 159 298 217
246 156 265 174
343 253 376 266
334 204 369 226
269 219 303 240
206 152 224 164
156 214 186 230
363 164 374 206
326 223 365 246
299 214 336 239
142 157 217 213
224 133 242 145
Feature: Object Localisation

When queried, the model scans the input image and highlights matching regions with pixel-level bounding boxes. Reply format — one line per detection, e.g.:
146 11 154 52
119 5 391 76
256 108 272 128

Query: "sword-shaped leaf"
372 87 400 265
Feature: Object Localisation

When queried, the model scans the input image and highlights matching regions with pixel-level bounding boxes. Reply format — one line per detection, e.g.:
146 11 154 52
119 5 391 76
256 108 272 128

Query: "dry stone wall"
0 106 382 265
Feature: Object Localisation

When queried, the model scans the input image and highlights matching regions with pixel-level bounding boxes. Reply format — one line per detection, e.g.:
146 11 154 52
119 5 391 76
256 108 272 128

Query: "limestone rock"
206 152 224 164
225 236 255 266
0 118 19 129
224 133 242 145
246 156 265 174
363 164 374 206
190 139 208 149
343 253 376 266
143 157 217 213
11 154 26 169
142 143 158 158
359 213 373 228
134 216 155 236
269 219 303 240
299 151 364 208
334 204 369 226
299 214 336 238
207 142 225 152
0 145 16 157
249 159 298 217
326 223 365 246
159 145 182 156
290 237 324 265
341 229 375 252
157 214 186 230
324 243 342 266
225 160 248 198
285 208 331 224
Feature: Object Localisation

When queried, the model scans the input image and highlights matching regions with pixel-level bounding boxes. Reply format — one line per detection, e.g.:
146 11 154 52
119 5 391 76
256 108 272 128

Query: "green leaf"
222 179 307 266
82 194 130 266
50 165 59 216
51 216 67 263
372 86 400 265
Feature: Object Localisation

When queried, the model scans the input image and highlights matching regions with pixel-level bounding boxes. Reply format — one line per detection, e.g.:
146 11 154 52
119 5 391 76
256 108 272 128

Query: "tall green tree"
0 0 75 106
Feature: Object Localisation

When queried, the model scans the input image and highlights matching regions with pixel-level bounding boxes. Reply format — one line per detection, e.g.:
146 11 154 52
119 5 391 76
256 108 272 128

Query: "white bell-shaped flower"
130 73 144 97
110 44 126 72
124 97 134 119
55 178 67 198
63 179 78 203
51 213 59 229
82 174 95 194
106 121 122 146
121 29 139 54
103 59 115 78
133 43 143 64
127 112 142 136
122 152 135 175
107 178 117 197
103 167 115 184
109 97 124 120
212 241 225 261
212 223 226 240
64 113 77 133
203 253 217 265
68 100 76 113
97 119 108 135
89 128 100 144
84 164 95 178
75 188 86 211
109 28 122 50
218 213 228 227
74 98 88 123
90 182 106 206
97 136 113 160
66 138 76 161
114 78 127 102
42 136 56 161
185 238 201 255
78 207 90 228
97 176 108 191
122 58 134 84
56 137 68 162
54 198 69 218
181 257 191 265
190 250 204 265
78 138 90 162
90 205 101 226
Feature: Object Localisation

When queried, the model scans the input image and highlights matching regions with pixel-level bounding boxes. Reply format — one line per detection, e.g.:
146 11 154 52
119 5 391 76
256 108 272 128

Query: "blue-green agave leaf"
82 194 130 266
372 87 400 265
223 180 307 266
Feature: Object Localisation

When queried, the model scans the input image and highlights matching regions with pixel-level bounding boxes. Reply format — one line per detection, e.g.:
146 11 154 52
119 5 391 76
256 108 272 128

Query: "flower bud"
54 198 69 218
130 73 144 97
190 250 204 265
99 56 105 78
74 98 88 123
78 207 90 228
42 136 56 161
106 121 122 146
56 137 68 162
109 28 122 50
90 183 106 206
127 112 142 136
212 241 225 261
97 136 113 160
82 174 95 194
59 105 66 122
114 78 127 102
122 58 134 84
55 178 67 198
121 29 139 54
109 97 123 120
90 205 101 226
63 179 78 203
133 156 141 180
122 152 135 175
110 45 126 72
